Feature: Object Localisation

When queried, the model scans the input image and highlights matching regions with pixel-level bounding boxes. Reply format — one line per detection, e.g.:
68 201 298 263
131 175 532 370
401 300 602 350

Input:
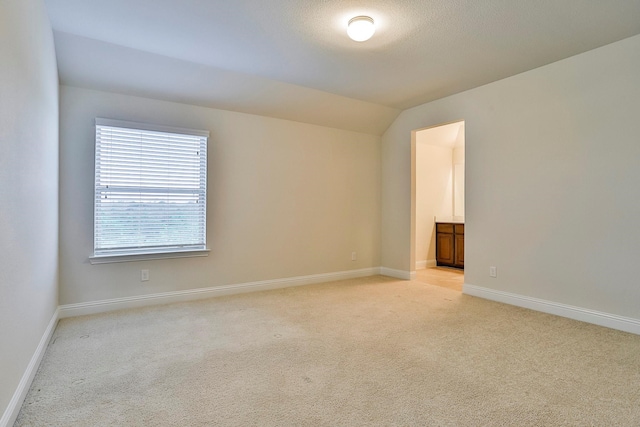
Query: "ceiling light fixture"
347 16 375 42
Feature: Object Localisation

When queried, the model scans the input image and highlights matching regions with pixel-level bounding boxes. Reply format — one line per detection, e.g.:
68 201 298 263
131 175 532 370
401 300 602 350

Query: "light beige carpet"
15 275 640 426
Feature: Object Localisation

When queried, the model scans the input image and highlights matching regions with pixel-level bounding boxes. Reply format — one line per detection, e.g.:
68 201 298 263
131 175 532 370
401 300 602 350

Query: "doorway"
410 120 465 291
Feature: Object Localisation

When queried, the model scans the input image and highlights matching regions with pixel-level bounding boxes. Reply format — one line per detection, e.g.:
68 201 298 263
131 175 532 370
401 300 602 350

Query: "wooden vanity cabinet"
436 223 464 269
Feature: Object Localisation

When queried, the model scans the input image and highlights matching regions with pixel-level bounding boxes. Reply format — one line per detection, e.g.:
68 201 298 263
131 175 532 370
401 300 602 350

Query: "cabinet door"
455 233 465 268
437 223 454 234
436 233 455 266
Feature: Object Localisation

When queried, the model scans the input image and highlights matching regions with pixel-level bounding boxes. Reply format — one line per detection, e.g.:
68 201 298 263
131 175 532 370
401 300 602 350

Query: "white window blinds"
94 118 208 257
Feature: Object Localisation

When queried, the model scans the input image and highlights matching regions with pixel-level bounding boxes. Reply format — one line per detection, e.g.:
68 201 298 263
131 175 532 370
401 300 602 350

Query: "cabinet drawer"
454 224 464 235
436 223 454 233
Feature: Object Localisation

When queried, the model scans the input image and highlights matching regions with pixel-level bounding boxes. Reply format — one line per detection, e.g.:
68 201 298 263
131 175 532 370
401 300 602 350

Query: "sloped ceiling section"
54 32 400 135
47 0 640 135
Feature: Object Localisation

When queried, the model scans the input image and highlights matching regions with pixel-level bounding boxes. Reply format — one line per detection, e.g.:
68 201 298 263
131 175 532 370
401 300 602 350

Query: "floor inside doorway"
415 267 464 292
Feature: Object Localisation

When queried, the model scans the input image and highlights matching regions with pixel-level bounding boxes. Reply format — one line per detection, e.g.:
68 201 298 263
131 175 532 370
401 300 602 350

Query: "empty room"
2 0 640 425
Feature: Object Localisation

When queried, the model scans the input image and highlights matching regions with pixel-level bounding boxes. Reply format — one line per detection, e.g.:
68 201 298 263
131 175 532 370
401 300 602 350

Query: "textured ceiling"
45 0 640 134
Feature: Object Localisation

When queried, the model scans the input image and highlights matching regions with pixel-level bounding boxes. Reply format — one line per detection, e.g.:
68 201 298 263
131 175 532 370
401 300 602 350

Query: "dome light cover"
347 16 375 42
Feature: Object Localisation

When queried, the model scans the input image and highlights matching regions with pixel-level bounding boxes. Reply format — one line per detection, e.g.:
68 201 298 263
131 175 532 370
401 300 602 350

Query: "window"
93 118 208 261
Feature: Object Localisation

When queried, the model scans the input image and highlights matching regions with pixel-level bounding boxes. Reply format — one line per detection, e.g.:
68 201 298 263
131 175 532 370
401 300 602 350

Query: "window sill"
89 249 210 264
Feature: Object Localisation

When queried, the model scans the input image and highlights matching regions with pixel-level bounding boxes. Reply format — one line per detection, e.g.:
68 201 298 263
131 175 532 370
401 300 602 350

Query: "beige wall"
0 0 59 420
415 145 452 266
453 147 465 219
453 147 465 165
382 34 640 318
59 86 381 305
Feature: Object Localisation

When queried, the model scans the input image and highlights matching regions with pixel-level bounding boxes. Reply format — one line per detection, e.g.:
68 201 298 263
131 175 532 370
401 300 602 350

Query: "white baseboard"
380 267 414 280
415 259 437 270
59 267 381 318
463 284 640 335
1 308 59 427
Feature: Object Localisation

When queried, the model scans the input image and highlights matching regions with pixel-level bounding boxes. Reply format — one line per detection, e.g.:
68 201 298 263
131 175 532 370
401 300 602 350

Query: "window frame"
90 118 209 264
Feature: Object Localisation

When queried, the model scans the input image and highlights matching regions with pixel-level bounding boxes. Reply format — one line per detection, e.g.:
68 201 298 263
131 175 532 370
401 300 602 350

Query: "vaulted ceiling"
45 0 640 134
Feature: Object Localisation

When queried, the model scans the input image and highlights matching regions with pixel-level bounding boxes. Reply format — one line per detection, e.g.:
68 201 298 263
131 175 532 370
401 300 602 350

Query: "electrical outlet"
489 266 497 278
141 269 149 282
351 252 357 261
